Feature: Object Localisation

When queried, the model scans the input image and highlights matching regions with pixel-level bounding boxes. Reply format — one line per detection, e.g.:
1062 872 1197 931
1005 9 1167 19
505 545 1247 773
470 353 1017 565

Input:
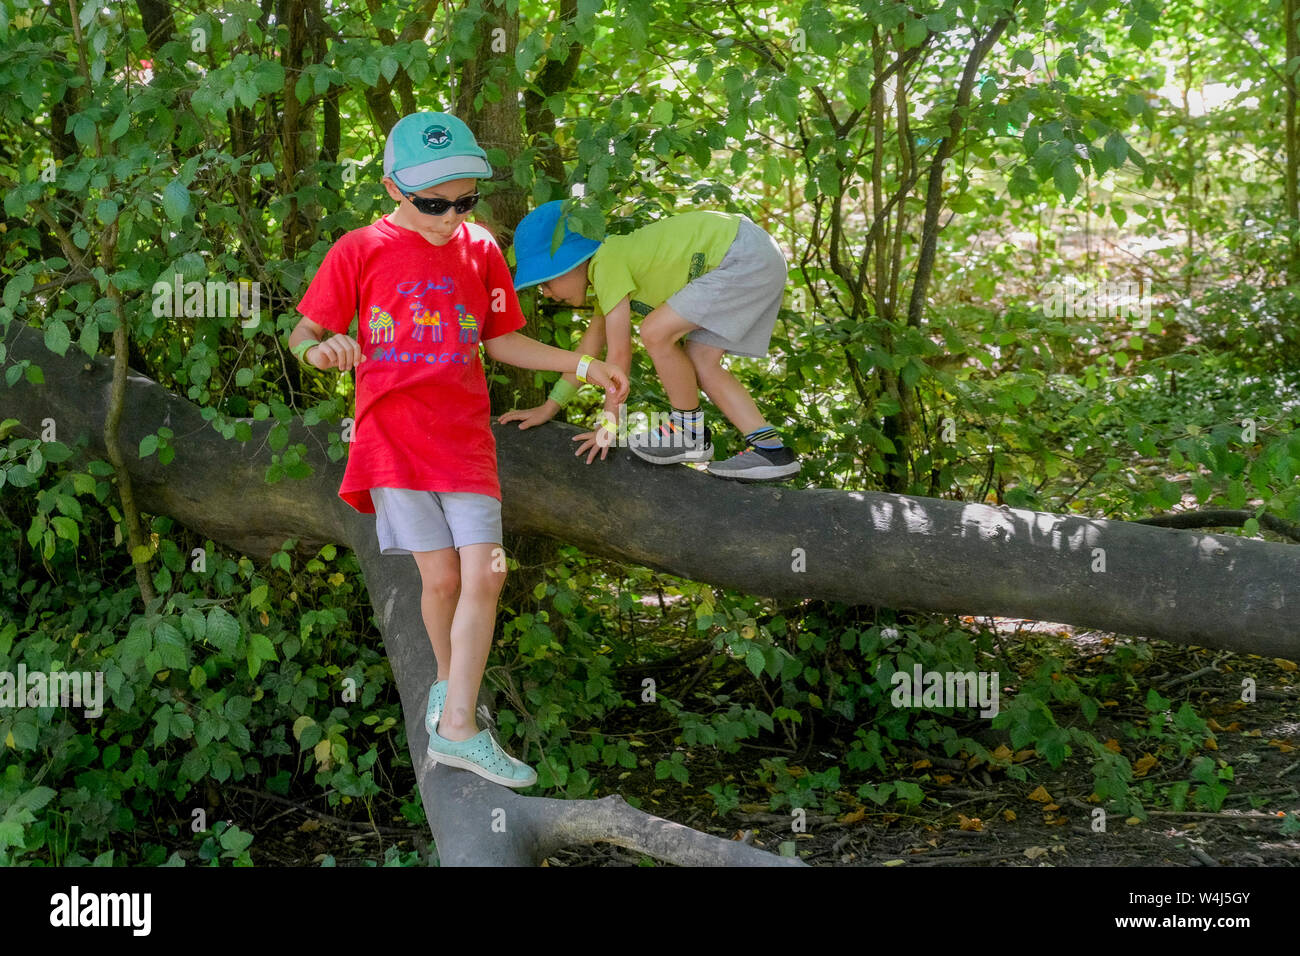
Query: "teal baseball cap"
383 112 491 190
512 201 602 290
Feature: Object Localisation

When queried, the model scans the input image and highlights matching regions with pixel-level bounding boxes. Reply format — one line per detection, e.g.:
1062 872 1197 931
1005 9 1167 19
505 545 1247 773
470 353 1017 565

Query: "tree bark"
5 326 1299 861
1287 0 1299 283
6 324 1298 655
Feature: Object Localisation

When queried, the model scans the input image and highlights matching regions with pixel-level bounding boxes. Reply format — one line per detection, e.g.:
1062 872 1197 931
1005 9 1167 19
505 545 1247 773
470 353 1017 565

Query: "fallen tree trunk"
4 325 1298 862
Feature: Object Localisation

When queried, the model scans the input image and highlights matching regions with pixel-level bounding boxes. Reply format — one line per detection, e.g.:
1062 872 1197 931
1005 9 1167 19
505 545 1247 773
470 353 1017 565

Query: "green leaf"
220 826 253 853
1104 133 1128 167
50 516 78 545
162 180 191 222
902 17 927 49
249 633 276 663
1129 18 1153 50
1052 158 1079 201
44 320 71 357
745 645 765 679
206 607 240 654
79 317 100 357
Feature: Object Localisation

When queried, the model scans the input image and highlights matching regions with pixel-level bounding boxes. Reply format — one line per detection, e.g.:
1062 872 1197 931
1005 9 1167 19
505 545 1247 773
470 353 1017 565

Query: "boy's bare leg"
684 340 767 435
411 547 459 682
640 303 704 409
436 542 508 742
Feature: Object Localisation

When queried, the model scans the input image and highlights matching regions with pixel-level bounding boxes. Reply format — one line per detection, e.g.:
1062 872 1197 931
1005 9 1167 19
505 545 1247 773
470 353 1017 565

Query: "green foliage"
0 444 403 864
2 0 1293 863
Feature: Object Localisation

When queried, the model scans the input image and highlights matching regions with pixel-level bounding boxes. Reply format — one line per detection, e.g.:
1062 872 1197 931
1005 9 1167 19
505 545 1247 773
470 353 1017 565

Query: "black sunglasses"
401 191 480 216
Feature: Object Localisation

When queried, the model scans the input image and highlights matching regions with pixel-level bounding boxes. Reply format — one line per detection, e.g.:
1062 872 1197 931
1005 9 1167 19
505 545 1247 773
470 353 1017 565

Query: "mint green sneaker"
426 726 538 788
424 680 448 736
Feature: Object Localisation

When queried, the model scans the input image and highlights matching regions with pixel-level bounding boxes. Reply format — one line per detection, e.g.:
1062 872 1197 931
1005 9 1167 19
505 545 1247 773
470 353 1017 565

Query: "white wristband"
575 354 595 383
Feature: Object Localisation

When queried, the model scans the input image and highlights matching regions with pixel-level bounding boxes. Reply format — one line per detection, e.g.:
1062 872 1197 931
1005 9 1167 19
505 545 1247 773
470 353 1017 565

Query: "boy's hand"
309 333 366 371
582 359 629 405
497 400 560 430
572 423 617 463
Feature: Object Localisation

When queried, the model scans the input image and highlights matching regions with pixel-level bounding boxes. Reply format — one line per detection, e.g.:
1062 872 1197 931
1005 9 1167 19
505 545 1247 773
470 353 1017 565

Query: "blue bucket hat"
511 200 602 290
383 112 491 190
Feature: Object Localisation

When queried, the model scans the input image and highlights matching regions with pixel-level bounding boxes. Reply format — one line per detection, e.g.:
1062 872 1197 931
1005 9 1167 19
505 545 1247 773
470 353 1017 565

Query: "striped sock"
745 425 783 449
671 407 704 441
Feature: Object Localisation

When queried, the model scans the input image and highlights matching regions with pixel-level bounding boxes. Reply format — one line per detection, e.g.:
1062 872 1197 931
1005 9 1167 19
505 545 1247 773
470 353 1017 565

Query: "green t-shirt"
588 211 741 317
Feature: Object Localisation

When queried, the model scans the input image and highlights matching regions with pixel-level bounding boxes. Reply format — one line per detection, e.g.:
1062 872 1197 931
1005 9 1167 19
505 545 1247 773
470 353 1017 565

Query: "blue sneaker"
426 726 538 788
424 680 448 736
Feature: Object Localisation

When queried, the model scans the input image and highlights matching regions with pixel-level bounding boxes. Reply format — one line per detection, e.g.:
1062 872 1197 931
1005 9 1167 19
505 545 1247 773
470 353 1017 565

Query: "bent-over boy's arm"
601 297 632 379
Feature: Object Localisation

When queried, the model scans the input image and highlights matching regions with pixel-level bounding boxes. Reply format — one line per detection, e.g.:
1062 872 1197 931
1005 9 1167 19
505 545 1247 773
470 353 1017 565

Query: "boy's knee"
462 563 507 598
420 567 461 602
640 315 677 352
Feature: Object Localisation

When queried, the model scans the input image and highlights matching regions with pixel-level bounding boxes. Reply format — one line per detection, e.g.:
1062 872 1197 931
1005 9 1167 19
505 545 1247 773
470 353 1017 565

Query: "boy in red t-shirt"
288 112 627 787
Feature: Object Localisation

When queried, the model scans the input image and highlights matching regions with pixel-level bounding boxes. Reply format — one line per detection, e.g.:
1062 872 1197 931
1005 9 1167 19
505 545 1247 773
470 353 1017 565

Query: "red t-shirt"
296 216 526 513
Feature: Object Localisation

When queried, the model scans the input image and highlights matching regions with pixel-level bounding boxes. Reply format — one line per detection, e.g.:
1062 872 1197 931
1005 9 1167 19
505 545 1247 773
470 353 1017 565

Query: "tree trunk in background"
457 0 555 613
1286 0 1299 283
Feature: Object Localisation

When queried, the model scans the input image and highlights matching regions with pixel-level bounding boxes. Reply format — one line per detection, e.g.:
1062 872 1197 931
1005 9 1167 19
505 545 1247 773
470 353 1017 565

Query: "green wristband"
291 339 318 364
548 379 579 407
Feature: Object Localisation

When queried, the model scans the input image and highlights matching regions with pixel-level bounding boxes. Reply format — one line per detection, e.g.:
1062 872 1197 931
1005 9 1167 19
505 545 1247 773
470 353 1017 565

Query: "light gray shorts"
668 217 788 358
370 487 502 555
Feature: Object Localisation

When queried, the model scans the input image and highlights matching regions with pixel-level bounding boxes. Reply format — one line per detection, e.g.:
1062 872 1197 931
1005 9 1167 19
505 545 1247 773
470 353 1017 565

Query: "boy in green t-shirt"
499 201 800 481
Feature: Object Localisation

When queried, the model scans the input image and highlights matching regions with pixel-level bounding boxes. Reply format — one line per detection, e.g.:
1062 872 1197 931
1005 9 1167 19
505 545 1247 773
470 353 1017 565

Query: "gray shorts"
667 217 788 358
371 487 502 555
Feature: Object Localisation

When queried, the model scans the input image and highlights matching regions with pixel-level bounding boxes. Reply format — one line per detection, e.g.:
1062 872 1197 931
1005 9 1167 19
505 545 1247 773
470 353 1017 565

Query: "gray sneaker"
707 443 801 481
628 422 714 465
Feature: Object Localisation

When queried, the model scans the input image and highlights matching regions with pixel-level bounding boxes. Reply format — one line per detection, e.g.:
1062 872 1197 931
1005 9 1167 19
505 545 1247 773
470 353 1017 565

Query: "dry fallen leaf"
1133 754 1158 776
838 808 867 825
934 774 954 785
1272 658 1297 672
1013 749 1035 763
1125 816 1142 825
912 759 932 770
958 814 983 831
882 859 906 867
1268 739 1296 754
1003 809 1016 822
1203 737 1218 751
1027 786 1052 803
1024 846 1049 859
1043 803 1060 812
1207 718 1226 732
1103 738 1122 753
991 744 1013 762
